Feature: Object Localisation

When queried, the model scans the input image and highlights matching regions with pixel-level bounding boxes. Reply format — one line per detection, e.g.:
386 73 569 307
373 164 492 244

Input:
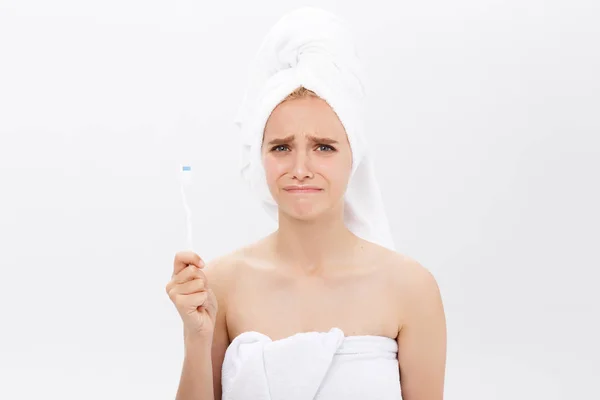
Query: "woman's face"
261 96 353 221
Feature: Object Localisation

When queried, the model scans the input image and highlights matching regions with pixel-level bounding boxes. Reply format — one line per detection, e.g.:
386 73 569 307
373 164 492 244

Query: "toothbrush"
179 163 193 251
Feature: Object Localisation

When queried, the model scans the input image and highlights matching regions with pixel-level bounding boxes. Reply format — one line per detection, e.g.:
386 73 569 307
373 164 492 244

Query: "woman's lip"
284 188 322 193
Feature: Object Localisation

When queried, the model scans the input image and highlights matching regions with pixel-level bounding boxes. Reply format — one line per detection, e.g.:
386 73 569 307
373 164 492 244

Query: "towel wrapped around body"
221 328 402 400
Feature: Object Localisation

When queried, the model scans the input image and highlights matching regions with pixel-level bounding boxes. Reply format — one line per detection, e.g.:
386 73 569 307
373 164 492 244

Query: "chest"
226 267 401 341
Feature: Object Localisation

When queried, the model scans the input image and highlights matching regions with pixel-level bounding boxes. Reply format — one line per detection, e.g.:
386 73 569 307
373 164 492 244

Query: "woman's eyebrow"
267 135 294 145
266 134 338 145
307 135 338 144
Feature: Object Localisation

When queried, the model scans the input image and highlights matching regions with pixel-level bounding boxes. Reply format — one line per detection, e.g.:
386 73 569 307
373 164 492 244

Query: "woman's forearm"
175 338 215 400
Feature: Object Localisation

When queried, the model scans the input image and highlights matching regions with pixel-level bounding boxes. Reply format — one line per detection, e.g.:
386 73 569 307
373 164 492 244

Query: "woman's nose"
291 150 314 180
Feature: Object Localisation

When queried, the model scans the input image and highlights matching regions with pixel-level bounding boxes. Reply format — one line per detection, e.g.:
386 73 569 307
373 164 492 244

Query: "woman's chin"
280 203 328 221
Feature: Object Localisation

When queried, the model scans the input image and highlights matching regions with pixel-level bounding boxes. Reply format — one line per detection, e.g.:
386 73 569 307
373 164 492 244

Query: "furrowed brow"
267 135 294 146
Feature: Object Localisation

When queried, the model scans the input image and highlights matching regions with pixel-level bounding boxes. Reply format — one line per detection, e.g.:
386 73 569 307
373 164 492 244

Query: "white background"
1 1 599 399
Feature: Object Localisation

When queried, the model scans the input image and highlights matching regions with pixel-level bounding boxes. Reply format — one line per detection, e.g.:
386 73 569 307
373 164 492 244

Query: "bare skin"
169 94 447 400
224 234 402 341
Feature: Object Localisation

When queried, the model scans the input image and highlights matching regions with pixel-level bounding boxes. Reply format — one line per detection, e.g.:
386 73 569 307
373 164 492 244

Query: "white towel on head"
221 328 402 400
235 7 395 250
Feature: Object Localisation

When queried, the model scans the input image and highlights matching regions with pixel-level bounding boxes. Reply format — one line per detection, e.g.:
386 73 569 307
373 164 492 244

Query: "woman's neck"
270 210 362 275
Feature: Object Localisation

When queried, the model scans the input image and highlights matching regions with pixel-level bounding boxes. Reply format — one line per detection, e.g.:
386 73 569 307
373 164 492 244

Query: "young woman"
166 8 446 400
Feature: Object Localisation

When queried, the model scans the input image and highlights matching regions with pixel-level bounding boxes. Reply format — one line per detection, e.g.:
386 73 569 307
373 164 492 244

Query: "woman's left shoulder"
375 246 441 295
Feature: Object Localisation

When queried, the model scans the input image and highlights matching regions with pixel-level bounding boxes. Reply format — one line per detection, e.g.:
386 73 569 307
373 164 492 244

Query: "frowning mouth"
283 186 323 193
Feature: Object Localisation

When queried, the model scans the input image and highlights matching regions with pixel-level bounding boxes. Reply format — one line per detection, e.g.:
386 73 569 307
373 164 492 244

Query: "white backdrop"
1 1 599 399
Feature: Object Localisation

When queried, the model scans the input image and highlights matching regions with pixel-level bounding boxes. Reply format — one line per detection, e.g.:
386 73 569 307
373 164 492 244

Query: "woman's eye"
318 144 335 152
270 144 335 152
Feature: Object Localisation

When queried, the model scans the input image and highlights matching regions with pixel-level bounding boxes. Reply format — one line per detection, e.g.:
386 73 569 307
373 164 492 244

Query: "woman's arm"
176 337 217 400
397 260 447 400
176 258 231 400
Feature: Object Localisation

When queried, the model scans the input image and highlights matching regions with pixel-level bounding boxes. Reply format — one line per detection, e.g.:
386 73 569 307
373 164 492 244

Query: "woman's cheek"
316 158 348 182
263 156 284 183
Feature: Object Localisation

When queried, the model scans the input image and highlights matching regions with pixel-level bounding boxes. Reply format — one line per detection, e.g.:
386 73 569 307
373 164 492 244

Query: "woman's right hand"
166 251 218 340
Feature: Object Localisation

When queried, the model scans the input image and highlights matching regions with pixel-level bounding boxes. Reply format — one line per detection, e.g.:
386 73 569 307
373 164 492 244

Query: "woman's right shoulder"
203 238 269 291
